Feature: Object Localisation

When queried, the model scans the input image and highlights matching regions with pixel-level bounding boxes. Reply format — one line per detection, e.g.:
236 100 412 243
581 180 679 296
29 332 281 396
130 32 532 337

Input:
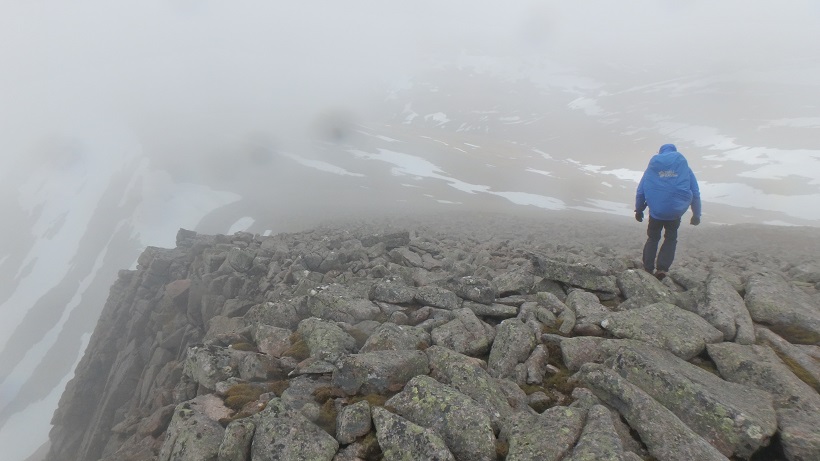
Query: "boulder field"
44 213 820 461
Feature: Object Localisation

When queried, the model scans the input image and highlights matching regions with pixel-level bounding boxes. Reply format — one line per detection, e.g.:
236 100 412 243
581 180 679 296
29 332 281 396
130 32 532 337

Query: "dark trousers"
642 217 681 273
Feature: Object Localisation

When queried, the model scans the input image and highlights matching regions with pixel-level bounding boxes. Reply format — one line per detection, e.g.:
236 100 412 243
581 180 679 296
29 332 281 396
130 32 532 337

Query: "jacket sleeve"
689 170 702 217
635 174 647 212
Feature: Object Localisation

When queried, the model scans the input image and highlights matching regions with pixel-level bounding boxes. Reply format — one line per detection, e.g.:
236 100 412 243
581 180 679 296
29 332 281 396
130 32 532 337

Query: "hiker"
634 143 702 279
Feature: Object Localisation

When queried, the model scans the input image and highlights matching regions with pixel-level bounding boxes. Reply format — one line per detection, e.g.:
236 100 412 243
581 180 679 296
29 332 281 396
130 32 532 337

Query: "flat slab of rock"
601 302 724 360
707 342 820 461
572 363 729 461
744 272 820 344
529 255 619 295
601 341 777 458
698 272 756 344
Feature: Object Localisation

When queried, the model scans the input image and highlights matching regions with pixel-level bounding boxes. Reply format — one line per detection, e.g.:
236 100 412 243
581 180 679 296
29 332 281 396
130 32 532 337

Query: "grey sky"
4 1 820 159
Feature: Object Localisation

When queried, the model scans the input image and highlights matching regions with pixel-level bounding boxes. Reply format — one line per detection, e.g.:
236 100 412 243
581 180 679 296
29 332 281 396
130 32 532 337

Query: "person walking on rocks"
634 143 702 279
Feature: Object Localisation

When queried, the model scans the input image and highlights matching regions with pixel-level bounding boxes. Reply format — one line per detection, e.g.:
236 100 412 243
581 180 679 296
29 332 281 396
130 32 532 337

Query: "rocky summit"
43 212 820 461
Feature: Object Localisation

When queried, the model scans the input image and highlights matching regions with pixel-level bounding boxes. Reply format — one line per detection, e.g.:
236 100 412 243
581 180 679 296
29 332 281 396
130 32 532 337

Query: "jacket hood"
650 144 687 170
658 144 677 154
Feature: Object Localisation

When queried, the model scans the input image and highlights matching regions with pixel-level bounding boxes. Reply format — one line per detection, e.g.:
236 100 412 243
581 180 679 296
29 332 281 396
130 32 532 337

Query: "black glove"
690 216 700 226
635 211 643 222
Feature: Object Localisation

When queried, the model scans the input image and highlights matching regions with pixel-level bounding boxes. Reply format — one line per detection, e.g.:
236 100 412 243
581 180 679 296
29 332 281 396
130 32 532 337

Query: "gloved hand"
635 211 643 222
690 216 700 226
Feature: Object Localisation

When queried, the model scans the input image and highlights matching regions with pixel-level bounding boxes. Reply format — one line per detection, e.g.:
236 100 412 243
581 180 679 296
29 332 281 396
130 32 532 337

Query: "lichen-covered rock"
488 318 536 379
372 407 455 460
616 268 676 310
336 400 372 445
463 300 519 319
245 300 301 330
307 284 381 323
251 398 339 461
369 278 417 304
431 308 493 357
529 255 619 295
218 419 255 461
700 272 756 344
755 325 820 392
500 405 586 461
252 324 292 358
183 345 242 390
707 342 820 461
385 375 495 461
425 345 515 428
572 363 729 461
415 285 460 310
602 341 777 458
565 289 610 335
566 405 625 461
332 349 429 395
296 317 358 363
359 322 431 352
601 302 723 360
524 345 550 385
493 267 535 296
157 395 230 461
448 276 498 305
744 272 820 344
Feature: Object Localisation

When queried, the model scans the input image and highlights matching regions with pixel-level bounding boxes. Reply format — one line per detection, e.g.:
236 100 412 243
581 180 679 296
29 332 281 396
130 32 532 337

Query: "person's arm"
635 175 647 213
689 170 701 217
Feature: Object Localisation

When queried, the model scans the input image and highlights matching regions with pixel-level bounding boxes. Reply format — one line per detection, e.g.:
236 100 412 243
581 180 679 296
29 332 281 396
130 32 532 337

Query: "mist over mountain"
2 1 820 460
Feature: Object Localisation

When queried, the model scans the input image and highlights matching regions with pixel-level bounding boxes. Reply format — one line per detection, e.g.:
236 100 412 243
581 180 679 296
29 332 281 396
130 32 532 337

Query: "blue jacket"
635 144 702 220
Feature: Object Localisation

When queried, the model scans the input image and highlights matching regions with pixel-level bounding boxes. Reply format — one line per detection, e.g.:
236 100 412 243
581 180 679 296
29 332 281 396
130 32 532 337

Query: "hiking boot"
654 271 667 281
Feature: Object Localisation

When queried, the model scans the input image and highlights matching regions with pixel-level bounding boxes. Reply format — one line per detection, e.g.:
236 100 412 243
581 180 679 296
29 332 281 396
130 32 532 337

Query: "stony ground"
43 210 820 461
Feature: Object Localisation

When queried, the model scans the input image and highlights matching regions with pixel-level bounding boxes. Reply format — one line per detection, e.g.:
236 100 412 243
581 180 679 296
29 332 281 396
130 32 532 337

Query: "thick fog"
2 1 820 460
